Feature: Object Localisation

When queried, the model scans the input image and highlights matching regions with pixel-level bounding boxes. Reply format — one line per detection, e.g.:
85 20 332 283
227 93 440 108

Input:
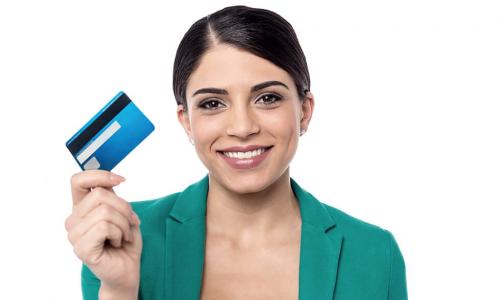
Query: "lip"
218 145 273 152
216 146 273 170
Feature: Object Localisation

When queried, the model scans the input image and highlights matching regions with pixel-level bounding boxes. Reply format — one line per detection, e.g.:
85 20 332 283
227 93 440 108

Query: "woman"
65 5 407 300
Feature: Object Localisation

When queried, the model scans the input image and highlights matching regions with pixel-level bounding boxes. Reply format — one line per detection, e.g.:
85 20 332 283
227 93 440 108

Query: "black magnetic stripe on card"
67 93 131 154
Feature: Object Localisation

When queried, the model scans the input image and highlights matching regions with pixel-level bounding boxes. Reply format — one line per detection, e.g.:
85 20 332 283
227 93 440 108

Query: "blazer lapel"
163 175 343 300
291 178 343 300
165 175 209 299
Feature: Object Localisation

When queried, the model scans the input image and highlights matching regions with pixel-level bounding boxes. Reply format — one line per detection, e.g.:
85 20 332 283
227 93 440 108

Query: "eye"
256 93 282 105
198 99 226 110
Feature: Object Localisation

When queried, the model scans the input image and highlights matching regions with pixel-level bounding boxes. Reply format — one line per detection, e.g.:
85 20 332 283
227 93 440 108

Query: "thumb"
71 170 126 205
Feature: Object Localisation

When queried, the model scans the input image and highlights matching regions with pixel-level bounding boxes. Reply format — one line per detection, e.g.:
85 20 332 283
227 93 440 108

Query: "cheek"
191 115 223 153
267 106 301 159
260 107 300 139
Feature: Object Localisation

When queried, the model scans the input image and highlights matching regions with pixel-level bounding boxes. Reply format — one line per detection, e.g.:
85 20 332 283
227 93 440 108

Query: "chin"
230 174 270 194
212 169 274 195
228 182 267 195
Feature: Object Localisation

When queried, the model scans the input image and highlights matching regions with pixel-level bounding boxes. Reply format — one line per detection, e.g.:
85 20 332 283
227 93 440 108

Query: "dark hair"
172 5 311 110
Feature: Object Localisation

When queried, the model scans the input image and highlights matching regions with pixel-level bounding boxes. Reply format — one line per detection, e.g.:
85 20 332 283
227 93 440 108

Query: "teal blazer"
81 175 407 299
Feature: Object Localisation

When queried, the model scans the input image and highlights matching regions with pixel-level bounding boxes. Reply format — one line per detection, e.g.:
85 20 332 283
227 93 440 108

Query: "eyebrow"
191 80 289 97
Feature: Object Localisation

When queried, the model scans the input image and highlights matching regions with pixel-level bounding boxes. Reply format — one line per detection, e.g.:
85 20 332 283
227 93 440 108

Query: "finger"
68 203 133 245
71 187 136 227
122 221 142 254
73 220 123 266
70 170 126 205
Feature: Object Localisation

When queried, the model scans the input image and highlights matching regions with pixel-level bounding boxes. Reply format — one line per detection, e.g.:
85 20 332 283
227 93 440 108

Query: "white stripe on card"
77 120 121 164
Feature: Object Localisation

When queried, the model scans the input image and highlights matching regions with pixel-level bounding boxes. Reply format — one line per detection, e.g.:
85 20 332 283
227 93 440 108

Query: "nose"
226 103 260 138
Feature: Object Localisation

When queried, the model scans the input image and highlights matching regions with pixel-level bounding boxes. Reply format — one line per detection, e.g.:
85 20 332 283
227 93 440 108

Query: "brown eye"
256 93 282 105
199 99 225 110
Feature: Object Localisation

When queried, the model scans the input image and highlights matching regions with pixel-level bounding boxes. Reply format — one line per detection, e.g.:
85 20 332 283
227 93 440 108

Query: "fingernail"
110 173 126 183
129 212 137 226
133 212 141 225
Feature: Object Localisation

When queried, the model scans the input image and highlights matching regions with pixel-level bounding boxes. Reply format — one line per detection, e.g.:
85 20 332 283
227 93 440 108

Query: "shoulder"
323 202 392 242
130 192 180 212
321 201 405 280
313 201 407 298
321 203 397 256
321 202 403 265
128 192 181 226
128 175 209 223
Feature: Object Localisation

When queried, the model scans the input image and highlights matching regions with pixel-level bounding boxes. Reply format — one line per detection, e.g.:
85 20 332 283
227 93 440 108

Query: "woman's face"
177 44 314 194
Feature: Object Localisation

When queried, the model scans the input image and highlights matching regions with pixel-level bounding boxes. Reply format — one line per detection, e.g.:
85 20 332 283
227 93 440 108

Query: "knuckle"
64 216 71 231
97 220 112 232
91 186 106 198
70 173 80 187
73 242 84 261
99 204 114 217
118 196 132 212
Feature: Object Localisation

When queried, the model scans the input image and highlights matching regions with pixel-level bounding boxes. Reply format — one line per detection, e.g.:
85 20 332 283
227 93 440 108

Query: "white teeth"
223 148 267 159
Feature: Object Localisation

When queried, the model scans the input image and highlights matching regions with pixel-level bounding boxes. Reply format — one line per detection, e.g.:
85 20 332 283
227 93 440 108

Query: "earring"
300 129 306 136
189 137 194 145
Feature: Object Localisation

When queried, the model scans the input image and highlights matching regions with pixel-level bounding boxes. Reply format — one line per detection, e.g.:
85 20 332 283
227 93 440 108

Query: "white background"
1 0 499 299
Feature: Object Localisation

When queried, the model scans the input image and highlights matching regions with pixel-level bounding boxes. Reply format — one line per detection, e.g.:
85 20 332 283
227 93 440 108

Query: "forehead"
186 44 294 95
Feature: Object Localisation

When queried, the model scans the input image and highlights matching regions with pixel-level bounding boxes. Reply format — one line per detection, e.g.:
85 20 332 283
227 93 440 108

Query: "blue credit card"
66 91 155 171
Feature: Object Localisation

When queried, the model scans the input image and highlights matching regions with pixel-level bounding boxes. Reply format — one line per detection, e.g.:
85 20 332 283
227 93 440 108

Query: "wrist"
99 283 138 300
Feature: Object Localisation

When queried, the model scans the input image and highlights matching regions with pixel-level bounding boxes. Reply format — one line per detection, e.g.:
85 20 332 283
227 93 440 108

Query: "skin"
65 171 142 300
64 43 314 300
177 43 315 299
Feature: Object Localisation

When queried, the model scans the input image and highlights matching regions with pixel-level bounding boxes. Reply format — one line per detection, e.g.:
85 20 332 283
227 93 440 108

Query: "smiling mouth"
217 146 273 159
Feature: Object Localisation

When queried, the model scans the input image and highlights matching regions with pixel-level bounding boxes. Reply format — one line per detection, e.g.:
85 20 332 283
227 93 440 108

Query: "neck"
206 168 301 246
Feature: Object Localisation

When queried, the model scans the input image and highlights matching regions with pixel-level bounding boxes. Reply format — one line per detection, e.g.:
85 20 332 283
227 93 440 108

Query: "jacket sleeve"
387 231 408 300
81 263 101 300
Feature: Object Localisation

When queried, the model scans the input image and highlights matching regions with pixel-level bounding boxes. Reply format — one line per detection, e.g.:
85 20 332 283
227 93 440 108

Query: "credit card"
66 91 155 171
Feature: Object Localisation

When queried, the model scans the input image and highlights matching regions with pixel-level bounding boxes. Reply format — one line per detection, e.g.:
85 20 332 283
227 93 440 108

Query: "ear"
177 104 193 139
299 91 315 133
